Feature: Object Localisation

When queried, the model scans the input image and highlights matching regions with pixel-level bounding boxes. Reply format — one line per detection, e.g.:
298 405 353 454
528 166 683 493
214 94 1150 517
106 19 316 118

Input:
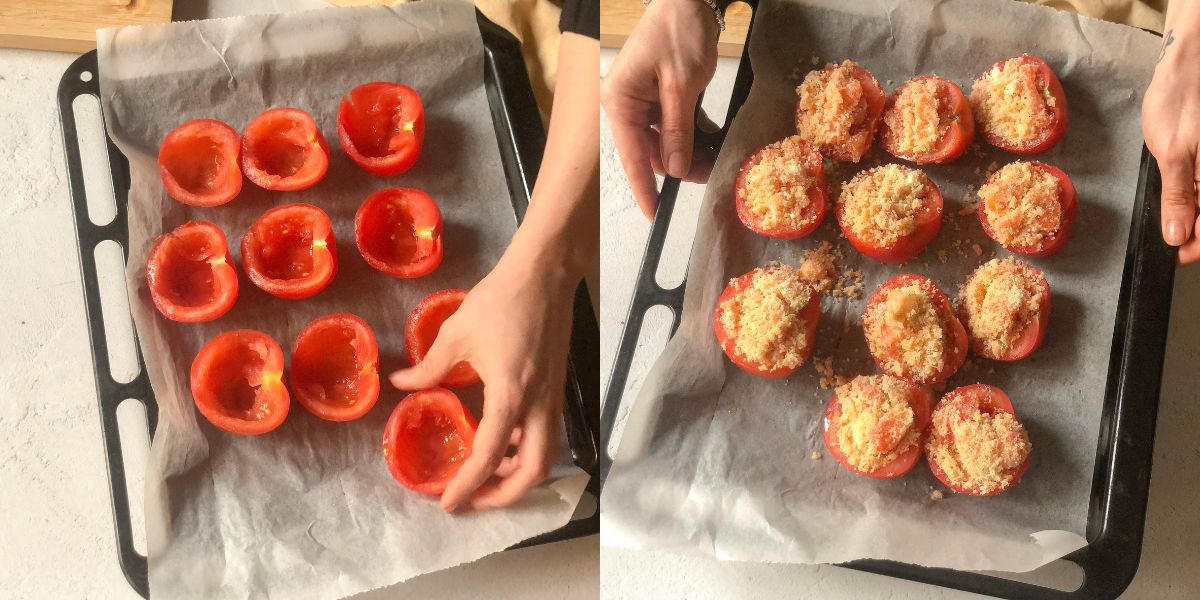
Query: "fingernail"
667 151 687 178
443 502 459 514
1166 219 1186 245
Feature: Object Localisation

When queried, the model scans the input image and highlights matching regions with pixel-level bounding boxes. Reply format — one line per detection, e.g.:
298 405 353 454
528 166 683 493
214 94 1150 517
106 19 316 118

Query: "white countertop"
0 2 597 598
599 48 1200 600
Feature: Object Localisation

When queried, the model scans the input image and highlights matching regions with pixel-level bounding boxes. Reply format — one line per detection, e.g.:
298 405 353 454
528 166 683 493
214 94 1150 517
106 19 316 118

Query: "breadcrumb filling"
979 162 1062 248
834 375 919 471
960 258 1043 357
864 282 946 380
885 78 947 155
741 136 818 231
719 267 812 371
839 164 930 247
970 58 1054 145
928 402 1031 495
796 60 869 156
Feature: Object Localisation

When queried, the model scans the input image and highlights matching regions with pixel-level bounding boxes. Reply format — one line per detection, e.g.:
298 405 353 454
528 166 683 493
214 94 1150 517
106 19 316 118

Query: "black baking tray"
598 2 1173 598
58 10 599 598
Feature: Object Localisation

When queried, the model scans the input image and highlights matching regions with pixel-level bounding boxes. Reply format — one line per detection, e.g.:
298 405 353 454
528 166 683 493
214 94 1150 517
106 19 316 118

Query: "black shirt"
559 0 599 40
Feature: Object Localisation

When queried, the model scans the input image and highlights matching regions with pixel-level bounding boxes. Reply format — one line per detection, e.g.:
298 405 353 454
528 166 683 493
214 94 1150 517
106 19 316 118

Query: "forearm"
507 32 600 284
1160 1 1200 65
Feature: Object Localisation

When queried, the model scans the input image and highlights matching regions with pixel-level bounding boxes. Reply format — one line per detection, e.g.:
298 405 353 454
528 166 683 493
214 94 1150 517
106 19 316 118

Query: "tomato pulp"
823 378 933 479
338 82 426 176
240 108 329 191
241 203 337 299
978 162 1077 257
355 188 443 278
881 76 975 164
382 388 478 496
190 329 289 435
927 384 1031 496
290 313 380 422
158 119 243 207
405 289 480 387
795 63 885 163
712 267 820 378
146 221 238 323
863 274 968 384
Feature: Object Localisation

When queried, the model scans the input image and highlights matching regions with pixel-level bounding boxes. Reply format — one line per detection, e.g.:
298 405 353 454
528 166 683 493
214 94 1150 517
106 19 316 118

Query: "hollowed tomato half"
823 377 933 479
338 82 425 176
355 188 443 278
158 119 243 207
970 55 1068 155
927 384 1031 496
290 313 379 422
881 76 975 164
146 221 238 323
241 203 337 299
190 329 289 435
405 289 480 388
863 274 968 385
240 108 329 191
382 387 478 496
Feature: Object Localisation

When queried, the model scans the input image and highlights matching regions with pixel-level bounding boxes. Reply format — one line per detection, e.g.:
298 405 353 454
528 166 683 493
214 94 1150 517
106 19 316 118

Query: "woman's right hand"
601 0 720 218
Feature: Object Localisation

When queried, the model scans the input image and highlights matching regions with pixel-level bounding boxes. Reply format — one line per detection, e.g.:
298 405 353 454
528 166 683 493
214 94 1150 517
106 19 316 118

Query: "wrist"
648 0 724 38
500 224 588 291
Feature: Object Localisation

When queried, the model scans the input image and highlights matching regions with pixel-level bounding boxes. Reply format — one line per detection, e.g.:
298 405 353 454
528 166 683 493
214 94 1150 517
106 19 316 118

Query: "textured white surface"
600 48 1200 599
0 2 597 598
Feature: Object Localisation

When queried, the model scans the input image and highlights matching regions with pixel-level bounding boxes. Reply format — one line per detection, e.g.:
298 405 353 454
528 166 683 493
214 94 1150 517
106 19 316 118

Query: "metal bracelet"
643 0 727 33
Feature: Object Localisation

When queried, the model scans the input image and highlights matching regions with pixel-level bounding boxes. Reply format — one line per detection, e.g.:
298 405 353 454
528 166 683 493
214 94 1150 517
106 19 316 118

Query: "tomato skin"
146 221 239 323
795 64 885 163
240 107 329 191
338 82 426 176
241 203 338 300
881 76 975 164
837 173 943 264
382 388 478 496
823 381 932 479
355 188 443 278
290 313 380 422
158 119 243 207
958 261 1051 362
863 274 968 385
733 138 827 239
927 384 1031 496
712 267 820 378
978 162 1077 257
190 329 289 435
405 289 481 388
974 55 1068 155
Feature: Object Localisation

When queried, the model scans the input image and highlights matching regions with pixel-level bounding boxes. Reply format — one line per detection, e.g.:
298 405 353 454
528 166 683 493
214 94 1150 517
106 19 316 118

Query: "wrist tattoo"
1158 29 1175 64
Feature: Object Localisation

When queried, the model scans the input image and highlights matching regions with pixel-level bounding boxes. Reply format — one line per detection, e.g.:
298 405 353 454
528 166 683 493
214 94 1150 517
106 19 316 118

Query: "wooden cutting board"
600 0 751 57
0 0 173 53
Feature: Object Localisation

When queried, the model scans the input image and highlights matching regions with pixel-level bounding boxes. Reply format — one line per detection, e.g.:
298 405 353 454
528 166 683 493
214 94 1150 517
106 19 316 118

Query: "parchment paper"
602 0 1159 573
96 2 587 598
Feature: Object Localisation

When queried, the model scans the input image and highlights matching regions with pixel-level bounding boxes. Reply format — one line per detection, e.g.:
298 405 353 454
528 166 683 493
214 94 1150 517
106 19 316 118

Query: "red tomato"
836 171 943 264
405 289 480 387
241 203 337 299
795 63 885 163
146 221 238 323
240 108 329 191
978 162 1077 256
382 387 478 496
881 76 975 164
958 260 1051 361
927 384 1031 496
338 82 425 176
712 267 820 378
863 274 968 384
290 313 379 422
972 55 1068 155
823 379 933 479
355 188 443 278
190 329 289 435
158 119 243 207
733 137 827 239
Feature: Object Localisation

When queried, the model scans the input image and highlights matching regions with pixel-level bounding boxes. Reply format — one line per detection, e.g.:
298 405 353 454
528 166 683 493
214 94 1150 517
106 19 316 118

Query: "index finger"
439 382 521 513
604 99 661 219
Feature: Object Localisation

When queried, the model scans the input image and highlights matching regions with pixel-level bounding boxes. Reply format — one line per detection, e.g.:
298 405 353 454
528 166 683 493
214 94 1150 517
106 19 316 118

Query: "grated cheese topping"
928 399 1031 495
795 60 871 160
884 78 948 156
839 164 931 247
979 161 1063 248
833 375 919 471
718 267 813 371
864 281 946 380
740 136 819 231
959 258 1044 357
970 58 1054 145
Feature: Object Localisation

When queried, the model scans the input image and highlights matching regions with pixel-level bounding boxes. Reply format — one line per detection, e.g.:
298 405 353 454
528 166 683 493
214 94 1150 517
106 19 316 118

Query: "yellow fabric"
1021 0 1166 32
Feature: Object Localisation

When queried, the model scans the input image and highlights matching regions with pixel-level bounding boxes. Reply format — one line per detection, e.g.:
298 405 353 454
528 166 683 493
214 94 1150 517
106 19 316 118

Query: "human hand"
388 232 576 513
1144 21 1200 264
601 0 720 218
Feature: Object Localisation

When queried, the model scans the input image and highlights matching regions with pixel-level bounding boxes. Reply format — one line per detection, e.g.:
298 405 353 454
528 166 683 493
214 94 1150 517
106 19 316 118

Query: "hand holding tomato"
1143 3 1200 264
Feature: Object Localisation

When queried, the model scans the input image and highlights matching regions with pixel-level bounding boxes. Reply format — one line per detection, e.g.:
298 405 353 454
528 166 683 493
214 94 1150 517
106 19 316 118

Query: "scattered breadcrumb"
795 242 865 300
937 249 949 263
811 451 823 460
811 55 820 65
931 489 945 501
814 355 854 390
972 243 984 256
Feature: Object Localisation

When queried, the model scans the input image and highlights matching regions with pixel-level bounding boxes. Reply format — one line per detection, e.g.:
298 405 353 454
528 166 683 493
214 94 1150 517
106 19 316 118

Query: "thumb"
390 340 458 391
1158 151 1198 246
658 79 700 180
